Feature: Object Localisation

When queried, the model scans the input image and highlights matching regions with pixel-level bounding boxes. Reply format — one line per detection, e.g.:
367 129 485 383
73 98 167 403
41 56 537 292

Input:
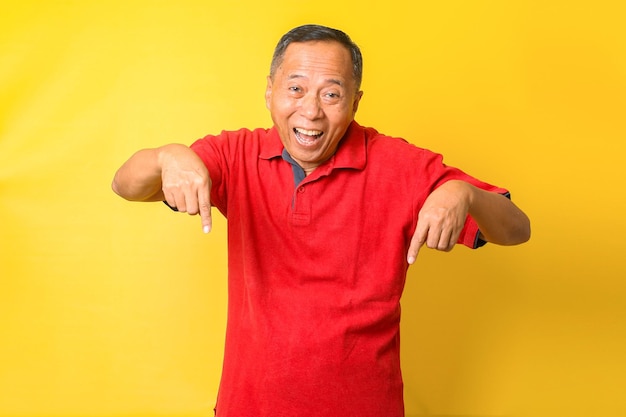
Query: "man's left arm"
407 180 531 264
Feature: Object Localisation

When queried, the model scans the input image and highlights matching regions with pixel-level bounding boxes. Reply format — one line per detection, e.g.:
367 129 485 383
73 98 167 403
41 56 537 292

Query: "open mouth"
294 127 323 146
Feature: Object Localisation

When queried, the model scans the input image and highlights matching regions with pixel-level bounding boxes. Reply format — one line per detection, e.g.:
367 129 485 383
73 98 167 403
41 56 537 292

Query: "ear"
352 90 363 115
265 76 273 110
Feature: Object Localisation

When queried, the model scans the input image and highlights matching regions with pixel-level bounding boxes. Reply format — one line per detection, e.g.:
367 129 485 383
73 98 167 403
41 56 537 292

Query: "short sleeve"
412 148 511 249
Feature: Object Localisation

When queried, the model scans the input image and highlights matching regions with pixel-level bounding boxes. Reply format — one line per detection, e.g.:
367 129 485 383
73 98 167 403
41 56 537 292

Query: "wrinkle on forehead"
277 41 354 87
286 73 344 87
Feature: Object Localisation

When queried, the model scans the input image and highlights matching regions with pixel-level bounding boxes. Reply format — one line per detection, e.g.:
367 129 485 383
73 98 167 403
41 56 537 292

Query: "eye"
323 91 342 102
289 86 302 93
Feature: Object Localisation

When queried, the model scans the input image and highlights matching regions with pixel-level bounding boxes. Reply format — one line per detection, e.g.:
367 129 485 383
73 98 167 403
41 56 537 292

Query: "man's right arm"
112 143 213 233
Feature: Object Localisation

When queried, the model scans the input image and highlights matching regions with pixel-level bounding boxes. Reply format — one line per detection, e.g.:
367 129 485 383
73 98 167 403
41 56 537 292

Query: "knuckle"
192 177 206 188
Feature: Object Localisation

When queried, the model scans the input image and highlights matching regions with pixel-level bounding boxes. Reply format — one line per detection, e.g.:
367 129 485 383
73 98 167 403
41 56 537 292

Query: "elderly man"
113 24 530 417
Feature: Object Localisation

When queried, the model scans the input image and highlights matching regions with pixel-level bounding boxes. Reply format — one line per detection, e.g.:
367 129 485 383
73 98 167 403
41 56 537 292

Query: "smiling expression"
265 41 363 175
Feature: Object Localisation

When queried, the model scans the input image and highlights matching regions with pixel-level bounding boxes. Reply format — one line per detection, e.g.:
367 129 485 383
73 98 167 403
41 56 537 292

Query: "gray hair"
269 24 363 90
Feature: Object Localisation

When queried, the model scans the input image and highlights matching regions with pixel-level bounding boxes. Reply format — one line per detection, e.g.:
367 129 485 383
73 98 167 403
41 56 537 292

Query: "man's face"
265 41 363 174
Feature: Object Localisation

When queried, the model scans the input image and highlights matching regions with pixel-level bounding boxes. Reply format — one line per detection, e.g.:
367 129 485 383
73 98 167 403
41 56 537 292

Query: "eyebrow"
287 74 344 87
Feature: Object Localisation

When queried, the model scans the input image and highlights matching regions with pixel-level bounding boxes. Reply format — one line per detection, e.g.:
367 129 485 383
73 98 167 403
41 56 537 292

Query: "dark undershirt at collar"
281 149 306 188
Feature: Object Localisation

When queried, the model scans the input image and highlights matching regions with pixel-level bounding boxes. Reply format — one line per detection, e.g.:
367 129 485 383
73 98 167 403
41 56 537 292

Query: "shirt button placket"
290 184 311 226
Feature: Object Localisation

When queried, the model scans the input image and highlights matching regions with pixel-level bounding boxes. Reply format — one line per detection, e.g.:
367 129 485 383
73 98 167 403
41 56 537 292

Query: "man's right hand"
159 144 212 233
112 143 212 233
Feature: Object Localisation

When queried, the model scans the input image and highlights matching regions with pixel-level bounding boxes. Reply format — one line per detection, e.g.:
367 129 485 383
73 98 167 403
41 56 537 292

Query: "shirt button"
298 186 305 193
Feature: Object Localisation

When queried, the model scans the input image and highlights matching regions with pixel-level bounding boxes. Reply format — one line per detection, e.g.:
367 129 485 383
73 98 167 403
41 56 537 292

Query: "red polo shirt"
190 121 508 417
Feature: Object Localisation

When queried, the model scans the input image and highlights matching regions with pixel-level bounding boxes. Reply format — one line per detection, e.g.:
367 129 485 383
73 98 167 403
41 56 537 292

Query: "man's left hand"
406 180 471 264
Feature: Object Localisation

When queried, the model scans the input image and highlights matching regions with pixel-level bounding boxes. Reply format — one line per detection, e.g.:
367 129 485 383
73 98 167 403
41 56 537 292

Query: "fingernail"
407 256 415 265
203 225 211 234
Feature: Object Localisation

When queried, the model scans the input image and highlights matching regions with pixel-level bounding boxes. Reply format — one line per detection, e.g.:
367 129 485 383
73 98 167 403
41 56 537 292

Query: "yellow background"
1 1 625 416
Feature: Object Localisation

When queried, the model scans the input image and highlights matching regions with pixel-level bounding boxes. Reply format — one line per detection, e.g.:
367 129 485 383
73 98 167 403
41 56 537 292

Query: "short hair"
269 24 363 90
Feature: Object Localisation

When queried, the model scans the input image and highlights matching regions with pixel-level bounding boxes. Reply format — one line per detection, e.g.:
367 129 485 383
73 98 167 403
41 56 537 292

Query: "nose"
299 93 323 120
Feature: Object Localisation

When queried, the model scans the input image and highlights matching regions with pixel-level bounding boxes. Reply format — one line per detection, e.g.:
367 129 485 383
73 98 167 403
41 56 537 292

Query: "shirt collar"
259 121 367 172
259 127 285 160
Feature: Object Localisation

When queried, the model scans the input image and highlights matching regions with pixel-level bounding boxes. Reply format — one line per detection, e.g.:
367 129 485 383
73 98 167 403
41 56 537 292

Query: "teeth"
295 128 322 136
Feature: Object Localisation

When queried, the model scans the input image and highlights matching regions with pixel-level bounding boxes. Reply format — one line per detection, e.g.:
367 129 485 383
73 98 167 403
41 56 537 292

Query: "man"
112 24 530 417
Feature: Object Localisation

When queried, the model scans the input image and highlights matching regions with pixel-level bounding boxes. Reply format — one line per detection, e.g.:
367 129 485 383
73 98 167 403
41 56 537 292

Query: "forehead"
278 41 354 82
